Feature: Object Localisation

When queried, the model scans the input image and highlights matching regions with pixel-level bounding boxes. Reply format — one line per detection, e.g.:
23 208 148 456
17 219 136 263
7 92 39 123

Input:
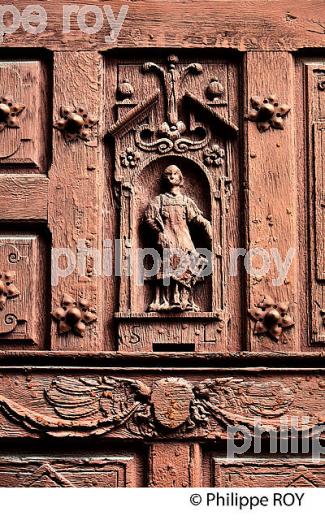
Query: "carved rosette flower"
247 95 291 132
54 106 98 142
52 294 97 337
203 144 225 167
248 296 294 341
159 120 186 140
0 271 20 311
0 96 25 132
120 147 141 168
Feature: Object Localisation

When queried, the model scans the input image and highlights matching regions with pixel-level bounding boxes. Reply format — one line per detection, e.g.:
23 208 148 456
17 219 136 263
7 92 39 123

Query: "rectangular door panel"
204 457 325 487
0 453 143 487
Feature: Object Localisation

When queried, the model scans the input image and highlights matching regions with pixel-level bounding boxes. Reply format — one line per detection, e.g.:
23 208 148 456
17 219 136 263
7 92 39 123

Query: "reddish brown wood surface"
0 0 325 488
1 1 325 52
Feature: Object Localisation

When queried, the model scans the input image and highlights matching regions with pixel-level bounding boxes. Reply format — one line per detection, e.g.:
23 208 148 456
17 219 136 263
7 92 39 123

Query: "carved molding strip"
0 375 322 439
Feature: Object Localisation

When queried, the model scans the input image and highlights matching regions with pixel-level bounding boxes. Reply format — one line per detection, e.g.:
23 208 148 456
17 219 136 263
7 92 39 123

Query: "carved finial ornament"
52 294 97 337
54 106 98 142
136 54 209 153
117 79 134 101
248 295 294 340
205 78 224 102
247 95 290 132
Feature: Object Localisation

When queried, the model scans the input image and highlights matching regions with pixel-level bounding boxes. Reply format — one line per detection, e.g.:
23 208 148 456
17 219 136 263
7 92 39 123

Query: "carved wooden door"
0 0 325 489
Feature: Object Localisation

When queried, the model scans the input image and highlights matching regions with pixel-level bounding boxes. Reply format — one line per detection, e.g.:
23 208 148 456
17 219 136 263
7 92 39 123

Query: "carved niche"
107 54 238 352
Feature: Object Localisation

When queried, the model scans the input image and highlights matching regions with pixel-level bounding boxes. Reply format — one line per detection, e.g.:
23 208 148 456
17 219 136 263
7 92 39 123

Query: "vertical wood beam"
148 443 201 487
49 52 103 351
245 52 298 351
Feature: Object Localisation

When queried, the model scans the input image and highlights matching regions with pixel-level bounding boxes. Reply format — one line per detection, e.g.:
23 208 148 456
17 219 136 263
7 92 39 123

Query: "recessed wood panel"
207 458 325 487
0 455 143 487
0 60 50 172
306 63 325 344
0 234 49 348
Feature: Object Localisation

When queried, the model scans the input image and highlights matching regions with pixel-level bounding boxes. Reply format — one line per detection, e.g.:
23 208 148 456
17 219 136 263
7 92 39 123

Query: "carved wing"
45 376 150 423
194 378 295 423
0 376 151 438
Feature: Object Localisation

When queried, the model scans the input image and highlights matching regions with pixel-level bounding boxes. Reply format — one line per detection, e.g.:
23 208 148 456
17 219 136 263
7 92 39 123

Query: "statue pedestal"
115 311 224 352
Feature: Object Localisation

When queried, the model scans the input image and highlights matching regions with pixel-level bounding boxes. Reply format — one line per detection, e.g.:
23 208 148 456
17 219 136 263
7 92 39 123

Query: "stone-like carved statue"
144 165 212 312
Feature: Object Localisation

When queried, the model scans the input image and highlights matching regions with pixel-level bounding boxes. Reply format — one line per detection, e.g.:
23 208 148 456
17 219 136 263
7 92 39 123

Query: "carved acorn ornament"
52 294 97 337
247 95 291 132
206 78 224 102
54 106 98 142
117 79 134 101
248 296 294 341
0 271 19 310
0 96 25 131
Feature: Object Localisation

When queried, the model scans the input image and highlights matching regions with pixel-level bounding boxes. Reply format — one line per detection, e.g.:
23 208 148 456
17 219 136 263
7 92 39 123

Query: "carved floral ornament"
248 296 294 341
0 271 19 311
54 106 98 142
246 95 291 132
203 143 225 167
120 147 140 168
0 375 309 439
0 96 25 131
51 294 97 337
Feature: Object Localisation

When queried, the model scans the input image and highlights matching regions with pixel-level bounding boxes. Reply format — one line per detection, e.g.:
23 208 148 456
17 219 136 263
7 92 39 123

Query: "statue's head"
162 164 184 189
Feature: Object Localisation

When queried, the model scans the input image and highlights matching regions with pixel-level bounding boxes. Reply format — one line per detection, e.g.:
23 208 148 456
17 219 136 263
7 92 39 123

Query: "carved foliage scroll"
0 375 300 438
1 372 325 442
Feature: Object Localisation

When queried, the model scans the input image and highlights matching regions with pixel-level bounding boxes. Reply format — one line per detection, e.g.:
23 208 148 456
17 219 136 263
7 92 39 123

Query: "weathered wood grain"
0 1 325 52
149 443 201 487
245 52 298 351
0 176 48 221
48 51 103 351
